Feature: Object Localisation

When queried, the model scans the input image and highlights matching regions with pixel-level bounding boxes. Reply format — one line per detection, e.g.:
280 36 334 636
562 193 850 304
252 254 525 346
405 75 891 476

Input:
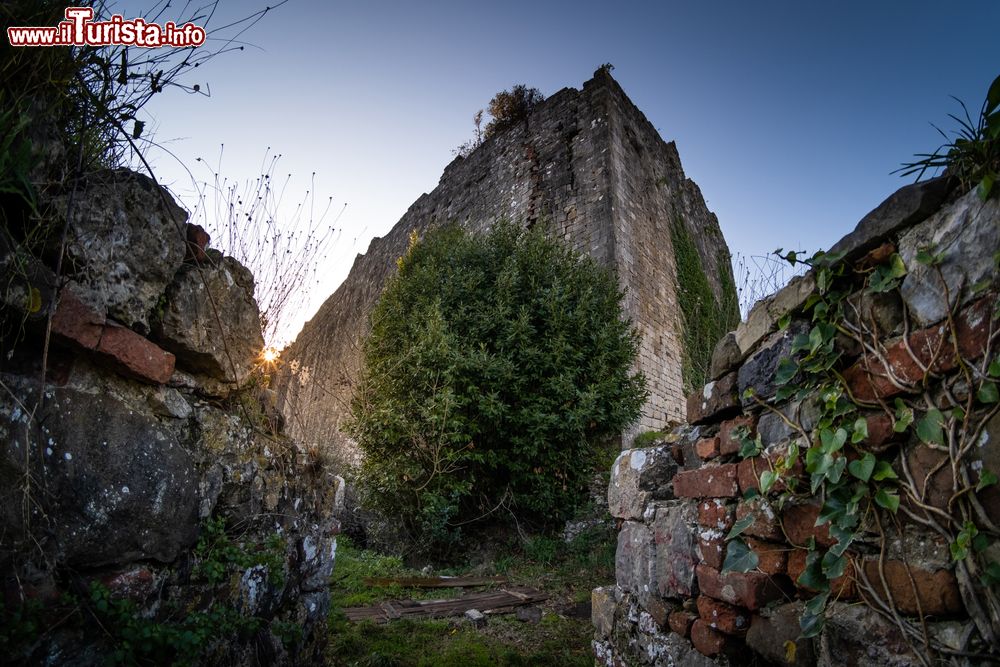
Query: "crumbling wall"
276 68 737 455
1 169 339 665
595 176 1000 666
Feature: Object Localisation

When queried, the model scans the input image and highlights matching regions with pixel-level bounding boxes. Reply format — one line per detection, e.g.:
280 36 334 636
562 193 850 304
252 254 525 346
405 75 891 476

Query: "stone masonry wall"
1 169 339 665
276 69 736 454
594 176 1000 666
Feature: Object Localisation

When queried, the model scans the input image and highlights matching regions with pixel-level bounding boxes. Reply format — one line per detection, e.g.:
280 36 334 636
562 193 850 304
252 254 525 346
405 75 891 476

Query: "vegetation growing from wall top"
348 221 646 554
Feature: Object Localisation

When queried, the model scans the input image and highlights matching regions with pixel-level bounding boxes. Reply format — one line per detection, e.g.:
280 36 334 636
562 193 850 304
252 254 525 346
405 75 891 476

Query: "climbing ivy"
670 217 740 392
722 244 1000 657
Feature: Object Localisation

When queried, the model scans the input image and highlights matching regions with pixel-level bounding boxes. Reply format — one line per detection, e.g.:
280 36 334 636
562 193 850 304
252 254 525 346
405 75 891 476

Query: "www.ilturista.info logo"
7 7 206 48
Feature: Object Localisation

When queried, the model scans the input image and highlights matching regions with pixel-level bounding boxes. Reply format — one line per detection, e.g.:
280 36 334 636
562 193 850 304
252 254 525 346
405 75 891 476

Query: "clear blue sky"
122 0 998 344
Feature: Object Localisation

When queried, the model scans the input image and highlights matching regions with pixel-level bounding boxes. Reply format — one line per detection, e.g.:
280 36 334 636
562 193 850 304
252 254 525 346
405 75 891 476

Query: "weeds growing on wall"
186 148 344 345
898 73 1000 201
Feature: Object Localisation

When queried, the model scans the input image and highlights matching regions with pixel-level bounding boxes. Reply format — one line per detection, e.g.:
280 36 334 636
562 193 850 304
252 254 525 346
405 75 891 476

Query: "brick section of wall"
595 177 998 667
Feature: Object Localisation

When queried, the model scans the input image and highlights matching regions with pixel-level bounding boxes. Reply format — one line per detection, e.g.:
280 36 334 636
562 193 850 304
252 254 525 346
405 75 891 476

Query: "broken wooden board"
363 574 507 588
342 586 547 623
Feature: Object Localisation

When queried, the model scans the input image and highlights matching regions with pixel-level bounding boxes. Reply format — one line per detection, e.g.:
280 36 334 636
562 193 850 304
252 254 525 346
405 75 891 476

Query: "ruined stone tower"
277 69 737 453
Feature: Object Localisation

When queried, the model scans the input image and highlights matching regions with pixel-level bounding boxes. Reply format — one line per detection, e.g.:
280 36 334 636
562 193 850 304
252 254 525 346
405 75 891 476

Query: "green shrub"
348 222 646 551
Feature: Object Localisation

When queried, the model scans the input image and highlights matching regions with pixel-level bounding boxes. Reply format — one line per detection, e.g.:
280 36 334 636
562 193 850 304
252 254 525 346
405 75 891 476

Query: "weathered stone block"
746 602 816 667
154 256 264 386
695 436 719 461
608 445 677 520
652 502 699 598
615 521 656 600
592 586 617 638
737 320 808 404
734 273 816 358
0 382 199 567
709 332 741 380
55 169 188 334
818 601 921 666
668 609 697 637
686 372 739 425
899 187 1000 327
828 175 952 260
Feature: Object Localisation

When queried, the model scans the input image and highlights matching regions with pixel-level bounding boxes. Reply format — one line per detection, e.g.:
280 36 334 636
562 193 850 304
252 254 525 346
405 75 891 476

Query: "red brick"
185 223 211 263
787 549 856 599
735 497 783 541
699 534 726 569
99 567 155 601
673 464 739 498
696 564 786 610
719 415 757 457
864 412 896 450
901 444 953 512
696 595 751 635
698 499 734 532
96 323 176 384
691 619 730 657
696 436 720 461
843 298 991 402
51 287 104 350
687 371 740 425
745 538 787 576
668 610 697 637
862 560 963 616
782 503 834 548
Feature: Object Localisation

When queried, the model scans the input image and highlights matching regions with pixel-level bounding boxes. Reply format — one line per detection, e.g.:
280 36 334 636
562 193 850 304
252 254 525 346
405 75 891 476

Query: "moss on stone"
670 218 739 394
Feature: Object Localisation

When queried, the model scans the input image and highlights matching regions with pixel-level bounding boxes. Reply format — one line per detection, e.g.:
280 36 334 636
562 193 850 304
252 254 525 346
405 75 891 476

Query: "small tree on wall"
347 221 646 552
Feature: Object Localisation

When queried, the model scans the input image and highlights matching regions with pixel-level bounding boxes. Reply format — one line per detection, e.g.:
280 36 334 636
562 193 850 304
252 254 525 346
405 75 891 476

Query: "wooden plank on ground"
363 575 508 588
342 586 547 623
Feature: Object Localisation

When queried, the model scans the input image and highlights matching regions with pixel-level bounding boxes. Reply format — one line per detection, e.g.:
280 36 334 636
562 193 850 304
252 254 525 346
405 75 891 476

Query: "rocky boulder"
53 170 188 334
0 378 200 567
154 256 264 389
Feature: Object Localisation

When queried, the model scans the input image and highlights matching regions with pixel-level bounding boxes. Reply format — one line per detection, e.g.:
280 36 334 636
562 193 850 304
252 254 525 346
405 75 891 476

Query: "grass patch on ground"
326 520 616 666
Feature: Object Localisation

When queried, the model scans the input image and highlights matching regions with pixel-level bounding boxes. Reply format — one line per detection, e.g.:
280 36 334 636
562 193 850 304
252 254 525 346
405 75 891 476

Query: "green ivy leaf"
893 398 913 433
827 456 847 484
775 357 799 386
981 561 1000 587
978 172 995 202
829 524 856 557
760 469 778 495
796 551 829 592
872 460 898 481
989 358 1000 378
978 382 999 404
722 538 759 573
727 514 755 540
915 408 945 445
778 313 792 330
874 487 900 513
977 469 998 492
848 453 875 482
822 550 847 579
851 417 868 444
